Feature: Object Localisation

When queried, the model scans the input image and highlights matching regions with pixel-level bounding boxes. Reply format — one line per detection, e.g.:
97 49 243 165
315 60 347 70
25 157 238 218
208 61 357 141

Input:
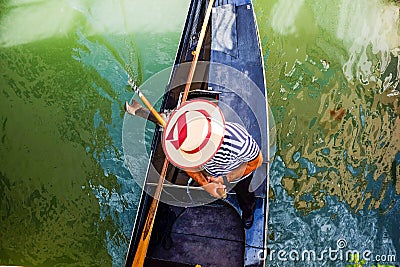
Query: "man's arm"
185 170 209 186
212 152 263 183
186 170 226 198
228 152 263 181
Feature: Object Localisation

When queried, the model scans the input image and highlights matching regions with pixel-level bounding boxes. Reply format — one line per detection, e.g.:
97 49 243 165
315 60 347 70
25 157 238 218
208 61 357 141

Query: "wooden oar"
125 99 161 125
130 1 216 266
128 78 166 127
181 0 215 103
127 81 168 267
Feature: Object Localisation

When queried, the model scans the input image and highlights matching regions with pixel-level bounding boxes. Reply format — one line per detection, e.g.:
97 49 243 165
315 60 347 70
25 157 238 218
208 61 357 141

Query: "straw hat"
162 99 225 170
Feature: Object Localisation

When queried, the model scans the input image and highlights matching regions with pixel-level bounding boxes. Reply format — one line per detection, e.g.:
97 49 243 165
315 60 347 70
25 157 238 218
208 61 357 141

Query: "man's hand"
202 182 226 198
208 176 224 184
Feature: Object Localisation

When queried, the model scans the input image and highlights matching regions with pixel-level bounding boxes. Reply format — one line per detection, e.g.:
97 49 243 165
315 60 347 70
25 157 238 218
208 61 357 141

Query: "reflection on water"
0 0 399 266
274 51 400 213
256 0 400 265
0 0 188 47
0 1 75 47
0 41 115 265
257 0 399 210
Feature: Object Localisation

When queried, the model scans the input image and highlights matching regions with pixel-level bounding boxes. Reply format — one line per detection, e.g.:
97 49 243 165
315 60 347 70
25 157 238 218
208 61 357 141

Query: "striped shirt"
202 122 260 181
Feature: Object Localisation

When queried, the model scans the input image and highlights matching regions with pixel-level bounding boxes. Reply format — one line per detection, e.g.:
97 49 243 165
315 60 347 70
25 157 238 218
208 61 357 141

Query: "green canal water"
0 0 399 266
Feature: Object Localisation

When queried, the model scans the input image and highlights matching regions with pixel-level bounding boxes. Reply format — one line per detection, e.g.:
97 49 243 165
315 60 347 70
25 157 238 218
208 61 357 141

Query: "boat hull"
124 0 270 266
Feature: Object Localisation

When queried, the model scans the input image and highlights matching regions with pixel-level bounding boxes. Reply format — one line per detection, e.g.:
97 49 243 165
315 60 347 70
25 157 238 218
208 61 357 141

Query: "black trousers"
232 172 256 217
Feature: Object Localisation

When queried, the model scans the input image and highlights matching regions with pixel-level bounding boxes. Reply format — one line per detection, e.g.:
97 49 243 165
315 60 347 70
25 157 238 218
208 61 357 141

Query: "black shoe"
242 213 254 229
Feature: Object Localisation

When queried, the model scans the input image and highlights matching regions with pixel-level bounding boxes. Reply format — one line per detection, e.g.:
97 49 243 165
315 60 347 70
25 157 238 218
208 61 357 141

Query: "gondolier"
185 121 263 229
126 98 263 229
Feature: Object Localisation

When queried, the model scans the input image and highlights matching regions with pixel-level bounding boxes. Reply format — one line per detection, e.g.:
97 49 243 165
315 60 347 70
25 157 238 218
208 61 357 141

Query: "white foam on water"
0 0 188 47
0 1 76 47
270 0 305 35
337 0 400 83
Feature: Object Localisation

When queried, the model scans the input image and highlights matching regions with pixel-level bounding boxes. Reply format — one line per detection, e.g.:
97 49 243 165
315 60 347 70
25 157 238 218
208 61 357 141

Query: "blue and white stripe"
202 122 260 180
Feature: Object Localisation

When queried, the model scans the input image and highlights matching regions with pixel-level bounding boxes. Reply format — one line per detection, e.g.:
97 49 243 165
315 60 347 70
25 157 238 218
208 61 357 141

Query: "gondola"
124 0 271 266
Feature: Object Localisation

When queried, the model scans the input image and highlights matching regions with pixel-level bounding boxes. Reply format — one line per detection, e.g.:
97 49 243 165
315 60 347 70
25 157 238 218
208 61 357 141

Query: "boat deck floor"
147 201 245 267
